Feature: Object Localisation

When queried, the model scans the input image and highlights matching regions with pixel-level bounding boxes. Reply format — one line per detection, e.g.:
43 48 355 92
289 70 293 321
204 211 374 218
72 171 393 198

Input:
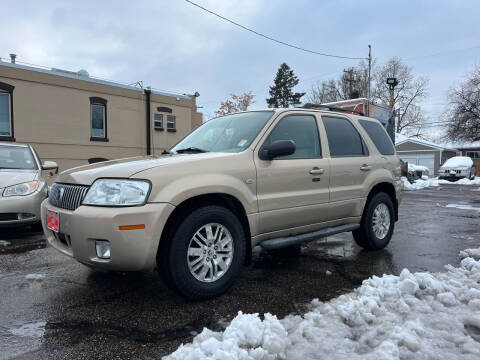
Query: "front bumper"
439 175 466 181
0 186 47 227
40 199 175 271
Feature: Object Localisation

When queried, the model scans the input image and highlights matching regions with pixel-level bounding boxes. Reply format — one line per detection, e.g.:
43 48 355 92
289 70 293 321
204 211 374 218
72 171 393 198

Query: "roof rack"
300 103 365 116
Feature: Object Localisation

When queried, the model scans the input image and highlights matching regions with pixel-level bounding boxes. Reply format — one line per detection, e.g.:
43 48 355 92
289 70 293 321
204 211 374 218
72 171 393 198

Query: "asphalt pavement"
1 184 479 359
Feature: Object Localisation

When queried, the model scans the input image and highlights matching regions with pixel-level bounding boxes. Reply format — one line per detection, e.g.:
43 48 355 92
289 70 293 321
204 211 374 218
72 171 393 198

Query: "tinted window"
265 115 320 159
322 116 367 157
359 120 395 155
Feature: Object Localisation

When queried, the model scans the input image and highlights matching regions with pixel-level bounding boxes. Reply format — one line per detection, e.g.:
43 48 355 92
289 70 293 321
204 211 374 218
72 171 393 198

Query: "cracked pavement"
1 184 479 359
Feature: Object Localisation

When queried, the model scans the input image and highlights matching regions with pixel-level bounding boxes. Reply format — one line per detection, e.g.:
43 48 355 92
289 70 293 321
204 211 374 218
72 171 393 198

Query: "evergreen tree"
266 63 305 108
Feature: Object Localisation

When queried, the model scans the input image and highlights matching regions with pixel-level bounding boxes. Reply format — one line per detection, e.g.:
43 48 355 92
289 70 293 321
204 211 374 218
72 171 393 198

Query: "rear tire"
160 205 246 300
353 192 395 250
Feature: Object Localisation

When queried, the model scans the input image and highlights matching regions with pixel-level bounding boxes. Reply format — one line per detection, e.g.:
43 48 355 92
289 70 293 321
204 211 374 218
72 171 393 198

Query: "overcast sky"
2 0 479 134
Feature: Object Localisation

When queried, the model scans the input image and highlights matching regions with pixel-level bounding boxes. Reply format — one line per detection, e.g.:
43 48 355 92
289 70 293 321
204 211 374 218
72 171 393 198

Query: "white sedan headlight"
82 179 150 206
3 181 40 197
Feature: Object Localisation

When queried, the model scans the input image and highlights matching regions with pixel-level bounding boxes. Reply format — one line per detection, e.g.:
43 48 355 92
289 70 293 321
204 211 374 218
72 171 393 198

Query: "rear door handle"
360 164 372 171
309 167 325 175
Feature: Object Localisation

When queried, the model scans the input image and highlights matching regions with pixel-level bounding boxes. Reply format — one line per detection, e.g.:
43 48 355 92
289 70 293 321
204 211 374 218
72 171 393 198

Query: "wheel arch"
157 193 252 266
365 182 398 221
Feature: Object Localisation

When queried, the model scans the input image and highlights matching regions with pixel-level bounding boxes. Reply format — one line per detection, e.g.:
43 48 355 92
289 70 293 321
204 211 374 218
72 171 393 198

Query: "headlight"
82 179 150 206
3 181 40 197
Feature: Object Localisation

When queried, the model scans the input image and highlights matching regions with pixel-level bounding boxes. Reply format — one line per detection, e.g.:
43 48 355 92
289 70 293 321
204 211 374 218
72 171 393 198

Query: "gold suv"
41 109 402 299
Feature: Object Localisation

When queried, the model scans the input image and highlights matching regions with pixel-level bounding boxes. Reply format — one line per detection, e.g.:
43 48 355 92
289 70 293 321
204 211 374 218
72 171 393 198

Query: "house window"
0 93 11 136
90 97 108 141
154 113 163 130
0 81 15 141
167 115 176 131
466 151 480 159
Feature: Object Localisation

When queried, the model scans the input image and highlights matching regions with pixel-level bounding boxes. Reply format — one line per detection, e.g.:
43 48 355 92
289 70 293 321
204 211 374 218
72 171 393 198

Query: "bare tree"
446 66 480 142
307 79 341 103
215 92 255 117
372 57 428 135
306 60 372 104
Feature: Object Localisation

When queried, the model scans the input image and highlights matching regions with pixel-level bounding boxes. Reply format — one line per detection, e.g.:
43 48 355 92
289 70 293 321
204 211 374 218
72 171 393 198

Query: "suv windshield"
0 145 38 170
171 111 274 154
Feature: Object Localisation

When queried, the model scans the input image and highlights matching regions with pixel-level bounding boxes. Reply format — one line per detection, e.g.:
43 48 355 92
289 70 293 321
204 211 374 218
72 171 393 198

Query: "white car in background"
0 142 58 229
439 156 476 181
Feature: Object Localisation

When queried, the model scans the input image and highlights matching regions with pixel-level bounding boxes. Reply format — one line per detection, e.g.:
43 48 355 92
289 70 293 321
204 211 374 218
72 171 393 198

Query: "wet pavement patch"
0 184 479 359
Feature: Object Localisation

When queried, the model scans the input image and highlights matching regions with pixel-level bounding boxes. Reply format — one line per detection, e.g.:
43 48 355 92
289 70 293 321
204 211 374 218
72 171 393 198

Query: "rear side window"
265 114 321 159
322 116 367 157
359 120 395 155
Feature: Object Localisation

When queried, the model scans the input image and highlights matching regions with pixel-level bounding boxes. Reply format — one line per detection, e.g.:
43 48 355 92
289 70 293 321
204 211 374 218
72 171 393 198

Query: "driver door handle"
360 164 372 171
309 167 325 175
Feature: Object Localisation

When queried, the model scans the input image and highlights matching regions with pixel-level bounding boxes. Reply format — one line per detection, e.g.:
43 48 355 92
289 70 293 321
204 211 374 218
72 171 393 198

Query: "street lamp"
386 77 398 91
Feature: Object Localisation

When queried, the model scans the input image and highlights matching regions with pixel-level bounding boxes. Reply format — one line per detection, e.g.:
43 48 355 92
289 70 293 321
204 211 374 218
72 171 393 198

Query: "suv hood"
0 170 38 188
57 153 231 185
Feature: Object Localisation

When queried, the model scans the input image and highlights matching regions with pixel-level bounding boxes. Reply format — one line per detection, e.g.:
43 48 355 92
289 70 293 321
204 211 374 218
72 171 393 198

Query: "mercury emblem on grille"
59 187 65 201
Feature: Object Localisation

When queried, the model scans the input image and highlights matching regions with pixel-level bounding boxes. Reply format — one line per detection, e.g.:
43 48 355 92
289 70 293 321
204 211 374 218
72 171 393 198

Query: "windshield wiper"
175 147 208 154
161 149 171 155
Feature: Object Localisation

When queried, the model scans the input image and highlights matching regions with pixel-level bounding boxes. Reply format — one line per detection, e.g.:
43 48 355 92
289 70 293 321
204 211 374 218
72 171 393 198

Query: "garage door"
399 154 435 175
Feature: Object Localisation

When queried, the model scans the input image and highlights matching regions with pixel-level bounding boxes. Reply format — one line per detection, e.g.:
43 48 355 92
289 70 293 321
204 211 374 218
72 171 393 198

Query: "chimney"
9 54 16 64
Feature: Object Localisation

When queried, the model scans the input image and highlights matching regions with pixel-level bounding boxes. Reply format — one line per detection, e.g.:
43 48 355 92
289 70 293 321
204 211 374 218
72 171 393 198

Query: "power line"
185 0 366 60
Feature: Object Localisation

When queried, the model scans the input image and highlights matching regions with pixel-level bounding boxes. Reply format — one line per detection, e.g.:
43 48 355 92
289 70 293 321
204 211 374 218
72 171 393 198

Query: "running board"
260 223 360 250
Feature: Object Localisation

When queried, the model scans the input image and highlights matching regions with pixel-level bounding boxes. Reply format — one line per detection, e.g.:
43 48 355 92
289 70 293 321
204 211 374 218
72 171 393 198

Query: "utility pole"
367 45 371 116
343 68 355 99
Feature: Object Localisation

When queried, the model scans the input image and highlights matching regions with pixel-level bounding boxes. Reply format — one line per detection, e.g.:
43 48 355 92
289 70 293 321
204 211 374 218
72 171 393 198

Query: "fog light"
95 240 110 259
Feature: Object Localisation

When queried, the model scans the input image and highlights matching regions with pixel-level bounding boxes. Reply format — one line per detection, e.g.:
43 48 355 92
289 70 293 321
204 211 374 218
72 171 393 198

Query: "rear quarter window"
358 120 395 155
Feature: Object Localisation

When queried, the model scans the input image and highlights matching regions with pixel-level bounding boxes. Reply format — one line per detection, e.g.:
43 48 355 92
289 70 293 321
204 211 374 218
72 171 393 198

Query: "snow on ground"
446 204 480 212
401 176 480 191
25 274 46 280
166 249 480 360
0 240 11 246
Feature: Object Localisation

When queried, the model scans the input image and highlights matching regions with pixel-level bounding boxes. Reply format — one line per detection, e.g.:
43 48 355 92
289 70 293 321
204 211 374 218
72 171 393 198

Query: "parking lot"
1 184 479 360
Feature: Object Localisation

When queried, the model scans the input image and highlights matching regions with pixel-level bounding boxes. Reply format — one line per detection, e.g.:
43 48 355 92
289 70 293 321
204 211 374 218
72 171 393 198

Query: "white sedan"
439 156 476 181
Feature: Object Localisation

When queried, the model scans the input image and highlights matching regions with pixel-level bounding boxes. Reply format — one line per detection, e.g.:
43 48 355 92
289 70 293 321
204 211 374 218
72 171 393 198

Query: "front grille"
49 183 89 211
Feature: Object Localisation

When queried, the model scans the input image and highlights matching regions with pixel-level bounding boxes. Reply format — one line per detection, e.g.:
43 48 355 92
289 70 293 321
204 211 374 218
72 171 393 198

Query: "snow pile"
401 176 439 191
0 240 11 246
442 156 474 168
454 177 480 185
408 163 429 174
401 176 480 190
166 250 480 360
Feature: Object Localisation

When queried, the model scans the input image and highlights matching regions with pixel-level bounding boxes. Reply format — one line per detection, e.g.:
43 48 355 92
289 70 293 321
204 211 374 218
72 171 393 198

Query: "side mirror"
259 140 296 160
42 161 58 174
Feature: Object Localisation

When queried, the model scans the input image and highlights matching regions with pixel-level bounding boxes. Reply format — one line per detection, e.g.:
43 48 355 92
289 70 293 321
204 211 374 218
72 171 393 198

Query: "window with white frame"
167 115 176 131
154 113 163 130
0 92 11 137
466 151 480 159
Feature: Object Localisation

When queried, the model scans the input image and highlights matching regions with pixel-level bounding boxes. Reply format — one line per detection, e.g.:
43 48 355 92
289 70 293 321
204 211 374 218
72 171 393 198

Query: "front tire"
161 205 246 300
353 192 395 250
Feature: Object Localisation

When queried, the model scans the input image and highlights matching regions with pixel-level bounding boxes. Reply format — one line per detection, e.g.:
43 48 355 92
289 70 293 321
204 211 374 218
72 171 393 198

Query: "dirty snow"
166 249 480 360
446 204 480 212
25 273 46 280
8 321 46 338
0 240 11 246
401 176 480 191
442 156 474 168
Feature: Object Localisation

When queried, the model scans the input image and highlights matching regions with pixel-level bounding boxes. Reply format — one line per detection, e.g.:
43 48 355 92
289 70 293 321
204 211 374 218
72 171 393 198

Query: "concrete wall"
0 63 202 173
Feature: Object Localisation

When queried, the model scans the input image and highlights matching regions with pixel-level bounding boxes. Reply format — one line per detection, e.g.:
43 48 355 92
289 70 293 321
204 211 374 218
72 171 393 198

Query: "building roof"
0 60 193 100
395 133 457 150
